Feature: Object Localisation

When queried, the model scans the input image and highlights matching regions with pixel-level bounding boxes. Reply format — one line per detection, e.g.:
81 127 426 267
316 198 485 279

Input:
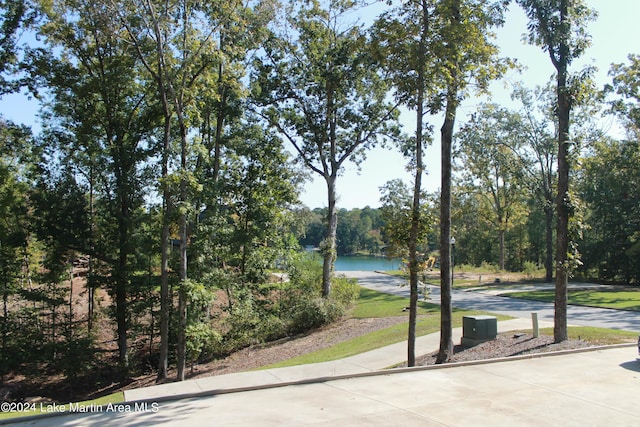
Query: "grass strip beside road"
545 326 638 344
504 289 640 312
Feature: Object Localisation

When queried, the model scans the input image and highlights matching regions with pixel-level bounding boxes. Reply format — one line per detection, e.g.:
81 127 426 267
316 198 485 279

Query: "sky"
1 1 638 210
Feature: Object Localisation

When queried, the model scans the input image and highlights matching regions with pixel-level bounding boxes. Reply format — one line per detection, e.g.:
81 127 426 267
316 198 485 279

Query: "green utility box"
462 315 497 346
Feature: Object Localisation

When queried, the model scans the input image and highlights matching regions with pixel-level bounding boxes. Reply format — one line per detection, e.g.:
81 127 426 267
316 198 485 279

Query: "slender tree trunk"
322 176 338 298
68 259 73 339
2 283 8 381
407 3 428 363
436 91 457 364
116 208 129 370
554 76 570 343
157 111 172 383
407 86 423 367
88 166 95 333
176 106 189 382
554 0 570 344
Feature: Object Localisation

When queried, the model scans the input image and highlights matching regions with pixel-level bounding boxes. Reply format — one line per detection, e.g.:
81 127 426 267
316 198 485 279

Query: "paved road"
339 271 640 332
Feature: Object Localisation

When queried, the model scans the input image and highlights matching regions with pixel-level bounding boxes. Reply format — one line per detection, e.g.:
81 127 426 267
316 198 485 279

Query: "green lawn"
505 289 640 311
351 287 439 317
546 326 638 344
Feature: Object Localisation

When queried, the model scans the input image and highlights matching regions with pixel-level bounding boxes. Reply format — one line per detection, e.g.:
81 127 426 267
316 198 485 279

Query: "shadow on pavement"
619 360 640 372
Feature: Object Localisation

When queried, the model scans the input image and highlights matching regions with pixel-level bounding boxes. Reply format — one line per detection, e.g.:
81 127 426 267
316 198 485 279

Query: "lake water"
334 255 402 271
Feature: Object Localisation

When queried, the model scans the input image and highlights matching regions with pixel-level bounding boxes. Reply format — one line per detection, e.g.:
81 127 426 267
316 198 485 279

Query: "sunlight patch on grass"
351 287 440 318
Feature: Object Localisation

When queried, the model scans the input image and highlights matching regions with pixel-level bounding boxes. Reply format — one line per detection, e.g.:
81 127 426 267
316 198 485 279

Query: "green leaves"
254 0 397 176
517 0 596 68
606 54 640 135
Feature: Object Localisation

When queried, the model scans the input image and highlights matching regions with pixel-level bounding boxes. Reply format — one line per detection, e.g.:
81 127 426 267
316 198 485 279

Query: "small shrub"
522 261 539 279
288 296 345 335
186 322 222 362
255 315 288 342
331 276 360 307
480 261 500 273
286 252 323 296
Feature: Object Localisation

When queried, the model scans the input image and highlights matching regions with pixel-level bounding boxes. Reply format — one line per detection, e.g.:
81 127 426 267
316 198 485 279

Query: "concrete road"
339 271 640 332
10 347 640 426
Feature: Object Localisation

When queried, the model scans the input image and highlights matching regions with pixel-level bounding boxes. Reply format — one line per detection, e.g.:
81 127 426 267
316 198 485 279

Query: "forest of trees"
1 0 639 398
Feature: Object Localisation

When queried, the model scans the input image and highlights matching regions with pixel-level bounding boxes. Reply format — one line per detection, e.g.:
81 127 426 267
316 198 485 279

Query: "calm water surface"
334 255 401 271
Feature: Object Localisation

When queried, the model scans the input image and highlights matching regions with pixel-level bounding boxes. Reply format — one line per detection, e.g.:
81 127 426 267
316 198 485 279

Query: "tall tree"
0 119 32 380
373 0 507 364
580 137 640 284
435 0 508 363
518 0 596 342
253 0 399 297
218 121 302 278
32 0 158 370
116 0 273 381
371 0 435 367
0 0 36 94
607 54 640 135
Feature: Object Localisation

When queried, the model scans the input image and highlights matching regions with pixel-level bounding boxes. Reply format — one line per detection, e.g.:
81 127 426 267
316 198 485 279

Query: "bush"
522 261 540 279
331 276 360 307
287 296 344 335
255 314 288 342
186 322 222 362
286 252 323 296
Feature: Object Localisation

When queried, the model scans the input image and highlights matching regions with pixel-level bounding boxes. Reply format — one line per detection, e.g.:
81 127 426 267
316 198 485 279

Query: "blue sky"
1 1 638 210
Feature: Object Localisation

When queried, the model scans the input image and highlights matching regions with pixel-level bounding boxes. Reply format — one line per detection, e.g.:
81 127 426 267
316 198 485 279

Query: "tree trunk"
157 112 172 383
407 93 423 367
407 7 428 363
68 259 73 339
88 166 95 333
116 208 129 371
554 80 570 343
436 90 457 364
554 0 570 344
177 116 189 382
322 176 338 298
